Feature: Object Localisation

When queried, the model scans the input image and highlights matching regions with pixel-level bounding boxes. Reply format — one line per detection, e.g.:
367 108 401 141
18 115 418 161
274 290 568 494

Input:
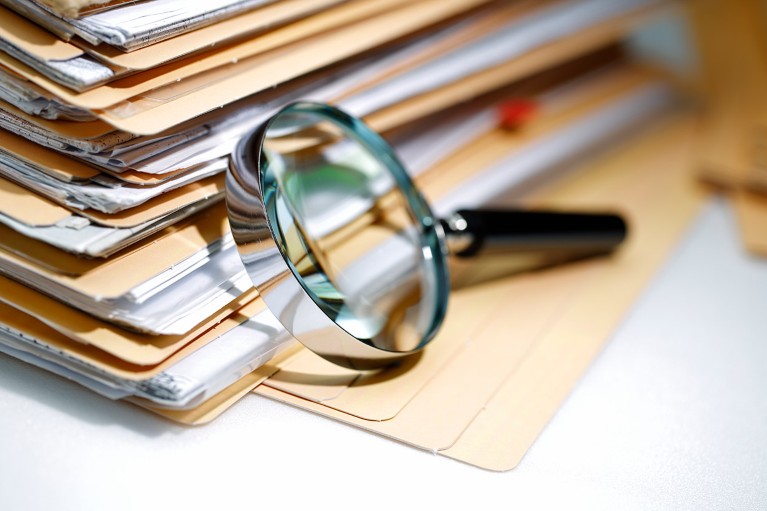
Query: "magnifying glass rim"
227 101 450 369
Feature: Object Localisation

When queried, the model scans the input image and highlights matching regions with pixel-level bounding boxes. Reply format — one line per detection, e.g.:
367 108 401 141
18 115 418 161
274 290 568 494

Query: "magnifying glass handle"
441 209 628 259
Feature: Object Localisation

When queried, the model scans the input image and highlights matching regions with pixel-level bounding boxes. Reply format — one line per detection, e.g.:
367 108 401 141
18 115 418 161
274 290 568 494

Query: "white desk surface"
1 198 766 510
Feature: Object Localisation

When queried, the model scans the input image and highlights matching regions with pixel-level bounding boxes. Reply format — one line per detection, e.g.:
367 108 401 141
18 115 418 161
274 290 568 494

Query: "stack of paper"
0 0 700 461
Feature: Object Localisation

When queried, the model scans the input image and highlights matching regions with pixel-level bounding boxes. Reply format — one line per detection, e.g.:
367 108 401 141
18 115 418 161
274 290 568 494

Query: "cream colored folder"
0 177 71 226
0 126 199 186
0 61 668 407
134 345 303 425
255 111 708 471
0 0 491 114
50 0 343 69
0 295 262 379
0 196 229 281
0 171 223 257
365 6 662 135
0 275 259 366
688 0 767 257
93 1 660 135
0 171 223 227
0 0 368 82
0 298 303 425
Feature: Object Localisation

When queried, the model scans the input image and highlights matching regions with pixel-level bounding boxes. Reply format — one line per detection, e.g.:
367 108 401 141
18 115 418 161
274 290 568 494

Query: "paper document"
0 0 705 467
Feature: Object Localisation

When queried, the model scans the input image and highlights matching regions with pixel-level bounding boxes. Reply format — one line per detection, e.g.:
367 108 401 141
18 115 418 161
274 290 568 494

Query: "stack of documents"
0 0 699 457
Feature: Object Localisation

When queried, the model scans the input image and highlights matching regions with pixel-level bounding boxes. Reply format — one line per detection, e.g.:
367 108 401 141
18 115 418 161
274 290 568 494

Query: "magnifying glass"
227 101 626 370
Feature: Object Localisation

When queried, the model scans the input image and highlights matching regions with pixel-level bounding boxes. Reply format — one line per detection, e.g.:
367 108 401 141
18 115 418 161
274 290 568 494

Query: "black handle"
442 209 628 258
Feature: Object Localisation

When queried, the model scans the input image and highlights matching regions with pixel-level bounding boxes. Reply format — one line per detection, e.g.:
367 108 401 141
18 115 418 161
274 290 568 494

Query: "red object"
498 99 538 130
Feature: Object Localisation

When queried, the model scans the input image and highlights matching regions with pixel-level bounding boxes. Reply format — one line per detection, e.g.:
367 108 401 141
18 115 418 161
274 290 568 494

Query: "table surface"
1 198 766 511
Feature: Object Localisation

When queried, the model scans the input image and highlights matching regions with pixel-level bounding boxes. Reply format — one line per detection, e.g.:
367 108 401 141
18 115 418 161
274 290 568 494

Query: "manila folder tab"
0 274 260 367
0 177 72 226
0 6 84 62
93 0 493 135
78 174 225 229
255 113 708 471
82 0 356 70
0 200 231 299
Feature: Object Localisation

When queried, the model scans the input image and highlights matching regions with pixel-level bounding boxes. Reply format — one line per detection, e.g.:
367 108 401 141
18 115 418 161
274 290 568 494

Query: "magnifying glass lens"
230 102 626 369
259 104 449 354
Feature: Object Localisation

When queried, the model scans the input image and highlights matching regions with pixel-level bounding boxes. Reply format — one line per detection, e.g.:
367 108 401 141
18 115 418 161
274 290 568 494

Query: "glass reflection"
260 108 440 352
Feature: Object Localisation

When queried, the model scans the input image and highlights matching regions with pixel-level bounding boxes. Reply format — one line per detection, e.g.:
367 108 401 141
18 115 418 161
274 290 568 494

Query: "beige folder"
0 295 263 379
0 61 669 402
365 7 662 135
688 0 767 257
0 0 624 182
0 0 367 84
0 274 259 367
0 170 223 227
0 128 100 182
0 296 302 425
0 120 229 208
0 197 230 294
0 115 225 226
0 171 224 258
0 0 491 115
141 66 699 438
133 345 303 425
81 0 345 69
0 177 72 226
254 110 708 471
0 126 197 186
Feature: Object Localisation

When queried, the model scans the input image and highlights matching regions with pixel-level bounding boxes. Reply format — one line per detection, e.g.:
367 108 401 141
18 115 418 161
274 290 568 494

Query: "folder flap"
0 200 229 297
0 5 84 62
441 115 706 471
0 222 100 275
133 370 270 425
79 175 224 228
96 0 656 135
0 300 165 379
108 167 192 186
0 99 115 140
255 111 708 471
0 274 259 366
0 0 434 112
259 258 599 447
366 7 655 135
0 177 72 226
264 276 525 421
0 128 100 182
0 294 267 379
0 150 223 227
80 0 345 70
136 343 303 425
